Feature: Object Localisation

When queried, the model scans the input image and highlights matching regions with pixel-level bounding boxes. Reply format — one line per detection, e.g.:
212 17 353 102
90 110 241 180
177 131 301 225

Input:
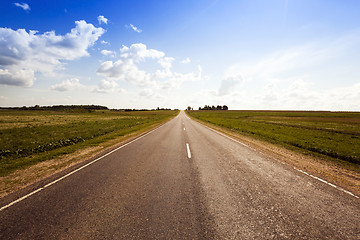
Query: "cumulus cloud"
97 15 108 25
93 79 119 93
161 65 202 89
50 78 83 91
0 68 34 87
97 43 164 86
97 43 202 92
128 24 142 33
101 49 115 57
0 20 105 87
14 2 30 11
119 43 164 61
181 58 191 64
158 57 174 69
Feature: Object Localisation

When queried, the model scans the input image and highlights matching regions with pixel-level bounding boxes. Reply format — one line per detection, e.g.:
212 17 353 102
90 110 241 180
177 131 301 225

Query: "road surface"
0 111 359 239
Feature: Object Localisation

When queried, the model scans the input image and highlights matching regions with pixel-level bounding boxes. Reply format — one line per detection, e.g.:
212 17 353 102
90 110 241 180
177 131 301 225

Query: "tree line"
198 105 228 110
0 105 108 111
187 105 229 111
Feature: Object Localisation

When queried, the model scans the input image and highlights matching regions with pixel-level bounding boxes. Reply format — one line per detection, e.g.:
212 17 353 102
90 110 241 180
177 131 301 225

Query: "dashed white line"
192 118 359 199
186 143 192 159
184 128 186 131
0 125 164 212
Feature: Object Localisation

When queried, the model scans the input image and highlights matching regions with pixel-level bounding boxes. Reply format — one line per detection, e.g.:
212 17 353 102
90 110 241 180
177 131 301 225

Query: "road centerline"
186 143 192 159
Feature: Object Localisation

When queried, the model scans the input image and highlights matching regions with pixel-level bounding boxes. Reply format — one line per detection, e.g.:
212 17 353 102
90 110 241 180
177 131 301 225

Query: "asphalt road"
0 111 359 239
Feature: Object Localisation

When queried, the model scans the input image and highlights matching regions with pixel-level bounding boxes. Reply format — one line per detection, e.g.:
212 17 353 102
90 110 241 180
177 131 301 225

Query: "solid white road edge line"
0 124 164 212
186 143 192 159
191 118 359 199
294 168 359 199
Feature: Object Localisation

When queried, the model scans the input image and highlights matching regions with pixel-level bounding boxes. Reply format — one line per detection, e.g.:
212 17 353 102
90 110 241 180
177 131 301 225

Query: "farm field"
0 109 178 177
187 110 360 167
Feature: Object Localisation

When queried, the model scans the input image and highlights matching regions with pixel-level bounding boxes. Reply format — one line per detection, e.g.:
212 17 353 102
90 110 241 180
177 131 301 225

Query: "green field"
187 110 360 166
0 109 178 176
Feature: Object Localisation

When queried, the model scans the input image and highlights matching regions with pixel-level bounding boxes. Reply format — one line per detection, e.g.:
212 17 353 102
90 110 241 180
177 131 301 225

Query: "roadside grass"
187 110 360 168
0 109 178 176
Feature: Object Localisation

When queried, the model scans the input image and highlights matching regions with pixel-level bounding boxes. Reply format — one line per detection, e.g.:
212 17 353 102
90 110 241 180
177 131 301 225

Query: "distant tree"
187 106 192 111
198 104 228 110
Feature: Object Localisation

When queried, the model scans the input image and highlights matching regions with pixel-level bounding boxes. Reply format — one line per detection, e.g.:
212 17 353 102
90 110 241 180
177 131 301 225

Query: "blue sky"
1 0 360 110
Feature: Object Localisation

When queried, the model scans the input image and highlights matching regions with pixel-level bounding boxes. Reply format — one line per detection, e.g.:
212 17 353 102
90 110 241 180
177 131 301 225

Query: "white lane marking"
192 119 359 199
186 143 192 158
0 188 43 211
184 128 186 131
294 168 359 199
0 125 164 212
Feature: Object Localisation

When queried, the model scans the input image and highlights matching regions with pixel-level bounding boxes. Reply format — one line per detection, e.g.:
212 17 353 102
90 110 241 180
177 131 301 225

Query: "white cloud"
101 49 115 57
97 43 164 87
93 79 119 93
0 20 105 87
0 68 34 87
158 57 174 69
160 65 202 89
101 40 109 45
0 96 7 101
120 43 165 61
14 2 30 11
97 59 152 87
50 78 83 91
129 24 142 33
97 43 202 92
181 58 191 64
215 33 360 110
97 15 108 25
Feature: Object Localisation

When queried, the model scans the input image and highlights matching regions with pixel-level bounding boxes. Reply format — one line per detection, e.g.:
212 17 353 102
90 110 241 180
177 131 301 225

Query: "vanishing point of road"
0 111 359 239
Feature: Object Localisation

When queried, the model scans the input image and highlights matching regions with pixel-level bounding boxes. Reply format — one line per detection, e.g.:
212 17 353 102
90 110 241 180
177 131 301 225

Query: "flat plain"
0 109 178 177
